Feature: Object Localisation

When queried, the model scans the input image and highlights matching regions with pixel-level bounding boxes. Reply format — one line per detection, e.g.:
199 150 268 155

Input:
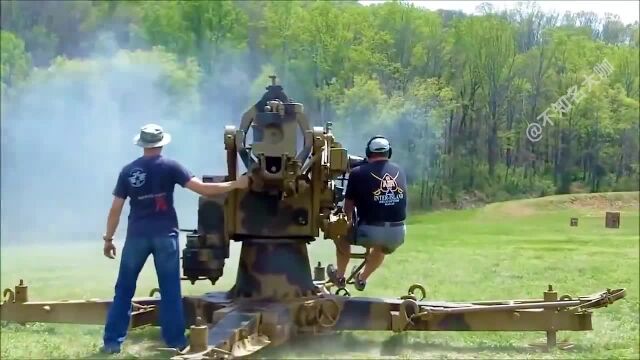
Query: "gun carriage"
1 76 626 359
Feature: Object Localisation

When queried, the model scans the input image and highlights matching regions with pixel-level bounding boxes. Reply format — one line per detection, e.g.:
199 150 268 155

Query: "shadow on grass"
79 328 592 359
82 344 175 360
255 332 591 359
82 326 175 360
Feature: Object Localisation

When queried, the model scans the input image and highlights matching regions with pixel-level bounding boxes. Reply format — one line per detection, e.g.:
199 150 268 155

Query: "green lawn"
1 192 639 359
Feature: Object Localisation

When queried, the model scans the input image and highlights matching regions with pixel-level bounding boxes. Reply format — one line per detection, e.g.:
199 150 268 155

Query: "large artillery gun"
1 76 627 359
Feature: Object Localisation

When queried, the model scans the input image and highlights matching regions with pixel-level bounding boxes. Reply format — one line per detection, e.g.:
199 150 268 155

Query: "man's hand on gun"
234 174 250 189
101 175 248 261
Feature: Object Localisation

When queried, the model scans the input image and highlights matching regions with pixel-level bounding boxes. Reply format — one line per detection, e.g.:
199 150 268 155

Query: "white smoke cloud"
0 33 256 244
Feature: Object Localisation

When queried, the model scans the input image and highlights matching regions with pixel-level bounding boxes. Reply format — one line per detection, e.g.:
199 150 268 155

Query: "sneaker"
354 273 366 291
327 264 346 288
167 341 188 352
100 345 121 354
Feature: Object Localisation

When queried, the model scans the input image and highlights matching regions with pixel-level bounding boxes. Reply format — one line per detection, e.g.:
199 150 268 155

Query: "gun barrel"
348 154 366 169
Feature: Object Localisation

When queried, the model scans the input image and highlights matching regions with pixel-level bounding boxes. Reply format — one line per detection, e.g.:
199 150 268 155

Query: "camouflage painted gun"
1 76 626 359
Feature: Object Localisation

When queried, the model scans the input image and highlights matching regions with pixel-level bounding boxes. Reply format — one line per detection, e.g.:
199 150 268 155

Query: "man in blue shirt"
101 124 248 353
328 136 407 291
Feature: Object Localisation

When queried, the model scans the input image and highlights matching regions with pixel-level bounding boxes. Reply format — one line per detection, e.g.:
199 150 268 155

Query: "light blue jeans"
103 234 186 350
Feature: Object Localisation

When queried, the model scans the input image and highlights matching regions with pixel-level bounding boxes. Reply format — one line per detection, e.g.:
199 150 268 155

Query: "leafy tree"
1 0 638 209
178 0 248 73
1 31 31 88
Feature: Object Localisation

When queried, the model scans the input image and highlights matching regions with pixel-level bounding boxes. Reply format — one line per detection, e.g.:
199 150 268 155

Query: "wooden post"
605 212 620 228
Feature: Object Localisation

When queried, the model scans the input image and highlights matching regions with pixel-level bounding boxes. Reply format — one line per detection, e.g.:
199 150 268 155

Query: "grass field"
1 191 638 359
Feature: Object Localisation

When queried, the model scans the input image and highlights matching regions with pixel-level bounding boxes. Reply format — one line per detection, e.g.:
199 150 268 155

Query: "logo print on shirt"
155 195 168 212
128 168 146 188
371 172 404 206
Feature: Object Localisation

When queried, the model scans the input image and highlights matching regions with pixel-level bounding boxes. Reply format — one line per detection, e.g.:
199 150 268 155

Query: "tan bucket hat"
133 123 172 148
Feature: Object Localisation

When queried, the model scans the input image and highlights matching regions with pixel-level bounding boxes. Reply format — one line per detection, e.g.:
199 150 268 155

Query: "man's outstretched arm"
185 175 249 196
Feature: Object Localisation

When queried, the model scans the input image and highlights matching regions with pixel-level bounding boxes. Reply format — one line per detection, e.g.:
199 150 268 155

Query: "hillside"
410 190 638 218
485 191 640 216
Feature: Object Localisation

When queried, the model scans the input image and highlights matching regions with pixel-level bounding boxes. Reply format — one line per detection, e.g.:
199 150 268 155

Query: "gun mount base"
1 277 626 359
1 240 626 359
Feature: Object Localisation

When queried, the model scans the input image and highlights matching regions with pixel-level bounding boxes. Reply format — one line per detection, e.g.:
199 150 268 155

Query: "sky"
359 1 640 25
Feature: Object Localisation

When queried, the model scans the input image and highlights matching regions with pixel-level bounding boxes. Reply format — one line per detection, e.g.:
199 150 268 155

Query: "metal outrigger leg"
346 249 369 284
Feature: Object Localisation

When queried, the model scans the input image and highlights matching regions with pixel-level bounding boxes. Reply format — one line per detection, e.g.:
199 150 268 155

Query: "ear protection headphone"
365 135 392 159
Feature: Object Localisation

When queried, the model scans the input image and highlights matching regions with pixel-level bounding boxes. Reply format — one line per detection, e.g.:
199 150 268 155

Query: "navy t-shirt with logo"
344 160 407 223
113 155 194 238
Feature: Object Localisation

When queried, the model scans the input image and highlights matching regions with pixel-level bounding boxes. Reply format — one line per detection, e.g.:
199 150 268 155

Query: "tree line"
1 0 638 210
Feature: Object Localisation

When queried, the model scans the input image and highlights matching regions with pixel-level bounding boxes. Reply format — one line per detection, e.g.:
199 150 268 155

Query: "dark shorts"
349 222 405 254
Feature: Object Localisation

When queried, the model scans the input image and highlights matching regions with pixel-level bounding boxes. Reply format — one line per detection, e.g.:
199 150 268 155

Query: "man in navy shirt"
101 124 248 353
329 136 407 291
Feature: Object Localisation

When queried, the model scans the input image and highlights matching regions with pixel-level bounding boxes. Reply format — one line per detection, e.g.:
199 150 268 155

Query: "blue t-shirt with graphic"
113 155 193 238
345 160 407 223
